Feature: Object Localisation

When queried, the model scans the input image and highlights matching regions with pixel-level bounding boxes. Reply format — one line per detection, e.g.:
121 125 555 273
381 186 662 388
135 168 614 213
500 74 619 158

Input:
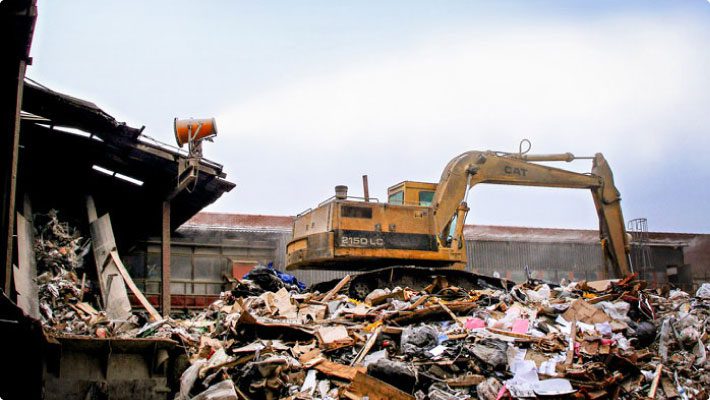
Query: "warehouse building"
123 212 707 305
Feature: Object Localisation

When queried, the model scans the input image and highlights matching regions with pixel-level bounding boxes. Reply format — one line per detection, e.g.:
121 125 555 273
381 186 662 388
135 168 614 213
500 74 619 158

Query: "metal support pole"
362 175 370 202
161 201 171 316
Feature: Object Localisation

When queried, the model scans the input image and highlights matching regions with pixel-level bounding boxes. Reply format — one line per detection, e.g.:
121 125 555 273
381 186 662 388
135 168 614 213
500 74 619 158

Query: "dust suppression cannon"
173 117 218 193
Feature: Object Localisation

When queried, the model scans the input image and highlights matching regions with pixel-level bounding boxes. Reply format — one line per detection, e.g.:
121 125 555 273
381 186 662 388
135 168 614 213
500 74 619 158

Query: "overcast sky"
29 1 710 233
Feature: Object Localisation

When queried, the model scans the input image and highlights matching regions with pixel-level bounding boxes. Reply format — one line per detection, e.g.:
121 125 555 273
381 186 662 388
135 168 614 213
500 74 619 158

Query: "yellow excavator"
286 142 632 298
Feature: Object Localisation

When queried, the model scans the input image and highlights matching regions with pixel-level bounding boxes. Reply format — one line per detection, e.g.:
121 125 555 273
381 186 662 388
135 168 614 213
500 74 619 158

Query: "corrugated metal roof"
465 225 696 246
184 212 294 231
184 212 700 246
464 225 598 243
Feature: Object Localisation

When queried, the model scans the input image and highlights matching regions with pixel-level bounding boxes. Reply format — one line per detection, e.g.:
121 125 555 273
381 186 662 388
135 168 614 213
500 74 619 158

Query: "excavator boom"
431 150 631 277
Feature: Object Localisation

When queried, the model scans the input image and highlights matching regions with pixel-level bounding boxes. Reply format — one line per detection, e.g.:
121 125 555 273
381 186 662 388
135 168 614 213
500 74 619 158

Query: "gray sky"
29 1 710 233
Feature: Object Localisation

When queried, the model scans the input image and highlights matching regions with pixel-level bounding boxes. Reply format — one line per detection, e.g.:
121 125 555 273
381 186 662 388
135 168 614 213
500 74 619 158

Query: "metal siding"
123 230 687 287
290 269 360 286
467 240 605 283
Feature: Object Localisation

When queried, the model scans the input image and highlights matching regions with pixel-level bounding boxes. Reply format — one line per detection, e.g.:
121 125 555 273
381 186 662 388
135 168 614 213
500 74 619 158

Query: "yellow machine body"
286 149 632 278
287 194 467 271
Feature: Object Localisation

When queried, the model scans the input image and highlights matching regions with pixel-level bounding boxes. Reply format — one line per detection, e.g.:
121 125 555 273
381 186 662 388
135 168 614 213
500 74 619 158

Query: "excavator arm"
431 150 632 277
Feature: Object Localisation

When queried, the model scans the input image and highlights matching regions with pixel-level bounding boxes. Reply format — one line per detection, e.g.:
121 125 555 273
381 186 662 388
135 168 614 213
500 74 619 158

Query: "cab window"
418 191 434 206
388 190 404 205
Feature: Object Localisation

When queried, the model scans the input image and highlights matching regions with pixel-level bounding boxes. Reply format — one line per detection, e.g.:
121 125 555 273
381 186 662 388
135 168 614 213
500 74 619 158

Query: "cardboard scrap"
446 373 486 387
291 340 317 359
562 299 611 325
260 287 298 319
316 325 354 349
660 377 679 398
585 279 618 292
298 303 327 322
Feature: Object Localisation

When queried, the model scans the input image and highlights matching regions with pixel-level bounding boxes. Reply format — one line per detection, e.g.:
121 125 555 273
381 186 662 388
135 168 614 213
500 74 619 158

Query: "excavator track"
310 266 514 300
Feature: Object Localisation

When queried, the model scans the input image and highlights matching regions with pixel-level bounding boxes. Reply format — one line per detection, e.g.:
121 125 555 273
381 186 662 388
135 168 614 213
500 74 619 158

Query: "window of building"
170 250 193 294
193 255 225 294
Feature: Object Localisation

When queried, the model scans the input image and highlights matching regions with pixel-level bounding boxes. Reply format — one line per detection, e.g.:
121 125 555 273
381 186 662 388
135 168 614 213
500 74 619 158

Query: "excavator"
286 142 632 298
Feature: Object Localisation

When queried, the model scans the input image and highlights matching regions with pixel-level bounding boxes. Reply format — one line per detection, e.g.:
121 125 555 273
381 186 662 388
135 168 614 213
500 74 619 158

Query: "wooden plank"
434 298 465 327
110 250 162 321
14 212 39 318
1 60 27 294
387 302 477 325
344 371 415 400
382 326 403 335
351 326 381 366
313 359 365 381
405 294 429 310
75 302 99 316
322 274 351 302
647 364 663 398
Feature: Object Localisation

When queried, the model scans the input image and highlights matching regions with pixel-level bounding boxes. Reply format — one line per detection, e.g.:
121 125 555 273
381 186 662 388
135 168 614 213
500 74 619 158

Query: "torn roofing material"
18 80 235 239
183 212 295 232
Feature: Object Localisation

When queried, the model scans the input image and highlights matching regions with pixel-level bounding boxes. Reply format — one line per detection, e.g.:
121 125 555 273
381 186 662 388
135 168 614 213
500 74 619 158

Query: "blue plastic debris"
243 262 306 291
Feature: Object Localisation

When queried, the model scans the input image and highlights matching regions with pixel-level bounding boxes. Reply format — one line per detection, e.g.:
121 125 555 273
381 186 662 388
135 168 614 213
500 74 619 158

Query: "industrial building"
121 212 707 307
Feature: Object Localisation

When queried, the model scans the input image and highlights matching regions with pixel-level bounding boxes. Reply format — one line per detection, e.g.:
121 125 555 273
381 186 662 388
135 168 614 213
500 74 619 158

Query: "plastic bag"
696 283 710 299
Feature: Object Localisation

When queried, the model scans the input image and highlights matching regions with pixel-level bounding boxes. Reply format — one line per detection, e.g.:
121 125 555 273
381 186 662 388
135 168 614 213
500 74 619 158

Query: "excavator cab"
387 181 437 206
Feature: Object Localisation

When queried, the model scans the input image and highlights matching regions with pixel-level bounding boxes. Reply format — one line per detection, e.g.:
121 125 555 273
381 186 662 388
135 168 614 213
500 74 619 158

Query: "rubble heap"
166 275 709 400
27 212 710 399
33 211 110 336
34 210 89 274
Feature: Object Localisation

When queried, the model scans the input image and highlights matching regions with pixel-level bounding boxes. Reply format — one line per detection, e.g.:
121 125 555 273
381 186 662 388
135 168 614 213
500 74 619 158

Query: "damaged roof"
183 212 294 232
18 80 235 243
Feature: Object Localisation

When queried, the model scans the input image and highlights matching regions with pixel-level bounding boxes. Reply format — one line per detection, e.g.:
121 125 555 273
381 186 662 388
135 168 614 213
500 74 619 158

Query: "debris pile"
168 275 709 400
33 211 108 336
34 210 89 274
36 268 112 336
27 213 710 399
